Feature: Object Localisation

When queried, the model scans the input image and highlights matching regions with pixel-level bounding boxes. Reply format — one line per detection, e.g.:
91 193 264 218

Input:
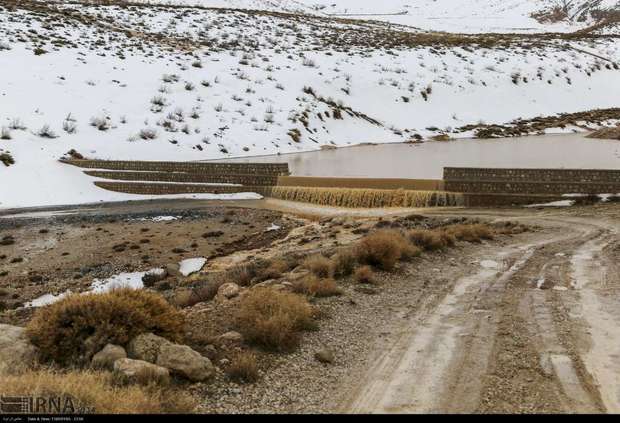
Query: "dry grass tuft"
235 288 315 351
27 289 184 366
445 223 494 243
225 263 258 287
0 369 195 414
355 229 408 271
293 274 342 298
407 229 447 251
354 265 376 285
332 248 357 278
259 258 291 281
225 351 260 383
302 254 334 278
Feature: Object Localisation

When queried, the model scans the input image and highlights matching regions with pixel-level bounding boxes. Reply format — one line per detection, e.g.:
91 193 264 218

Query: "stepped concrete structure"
62 159 620 207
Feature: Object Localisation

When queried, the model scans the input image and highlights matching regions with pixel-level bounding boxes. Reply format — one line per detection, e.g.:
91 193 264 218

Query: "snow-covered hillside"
1 1 619 208
128 0 620 33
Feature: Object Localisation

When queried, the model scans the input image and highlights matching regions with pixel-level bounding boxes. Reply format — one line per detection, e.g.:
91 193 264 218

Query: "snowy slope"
124 0 620 33
1 1 619 208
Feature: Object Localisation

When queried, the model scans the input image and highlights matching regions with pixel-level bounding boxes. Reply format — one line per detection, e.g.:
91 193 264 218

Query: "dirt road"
340 207 620 414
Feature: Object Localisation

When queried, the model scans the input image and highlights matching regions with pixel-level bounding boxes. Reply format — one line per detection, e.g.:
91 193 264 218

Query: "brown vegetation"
0 369 195 414
354 265 376 285
293 274 342 298
332 248 357 278
225 351 260 383
355 229 409 271
444 223 494 243
302 254 334 278
235 288 316 351
27 289 184 365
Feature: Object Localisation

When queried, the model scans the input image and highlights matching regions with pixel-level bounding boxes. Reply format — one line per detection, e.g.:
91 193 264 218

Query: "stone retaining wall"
444 167 620 195
85 170 279 186
94 182 274 196
64 159 290 175
444 167 620 184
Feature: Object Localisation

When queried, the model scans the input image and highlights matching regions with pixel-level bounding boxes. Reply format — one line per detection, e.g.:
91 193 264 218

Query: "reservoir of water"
219 134 620 179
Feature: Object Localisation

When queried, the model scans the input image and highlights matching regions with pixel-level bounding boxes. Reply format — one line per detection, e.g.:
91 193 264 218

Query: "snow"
179 257 207 276
138 215 181 222
24 267 167 308
1 2 619 209
136 0 620 33
25 290 72 308
90 270 154 293
526 200 576 207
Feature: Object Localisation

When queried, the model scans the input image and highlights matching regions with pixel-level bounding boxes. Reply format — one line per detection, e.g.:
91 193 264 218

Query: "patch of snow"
25 290 72 308
90 270 157 293
179 257 207 276
526 200 575 208
139 215 181 222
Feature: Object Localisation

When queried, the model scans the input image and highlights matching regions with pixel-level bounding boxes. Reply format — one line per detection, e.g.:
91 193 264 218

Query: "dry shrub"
332 248 357 278
397 237 422 261
355 229 408 271
302 254 334 278
235 288 315 351
225 351 259 383
408 229 446 251
27 289 184 366
445 224 494 243
293 274 342 298
0 369 195 414
225 263 257 286
259 258 290 280
354 265 376 285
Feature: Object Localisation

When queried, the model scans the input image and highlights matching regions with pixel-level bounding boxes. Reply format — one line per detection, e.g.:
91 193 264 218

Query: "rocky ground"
1 200 619 414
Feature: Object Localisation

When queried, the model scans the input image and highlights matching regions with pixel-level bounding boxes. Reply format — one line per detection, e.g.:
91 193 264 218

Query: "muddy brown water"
218 134 620 179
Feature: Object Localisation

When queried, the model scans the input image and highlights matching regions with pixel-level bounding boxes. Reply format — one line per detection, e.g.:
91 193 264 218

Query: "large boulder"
113 358 170 385
127 333 171 363
156 343 214 382
91 344 127 370
0 324 37 374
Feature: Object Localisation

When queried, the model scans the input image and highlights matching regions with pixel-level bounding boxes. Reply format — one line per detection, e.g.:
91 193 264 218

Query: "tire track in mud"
341 211 620 413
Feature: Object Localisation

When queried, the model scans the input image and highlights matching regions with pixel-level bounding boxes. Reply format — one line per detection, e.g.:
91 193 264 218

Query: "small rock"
91 344 127 370
127 333 171 363
113 358 170 385
217 331 243 346
315 348 335 364
156 343 214 382
217 282 240 299
164 263 182 278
